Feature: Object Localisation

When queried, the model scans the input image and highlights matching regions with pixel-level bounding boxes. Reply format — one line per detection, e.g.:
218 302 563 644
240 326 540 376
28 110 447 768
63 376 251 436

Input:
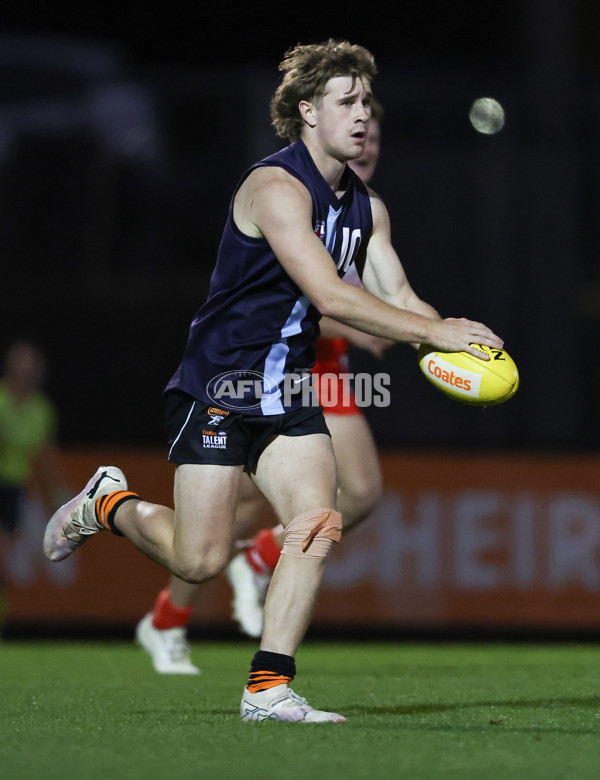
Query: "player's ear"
299 100 317 128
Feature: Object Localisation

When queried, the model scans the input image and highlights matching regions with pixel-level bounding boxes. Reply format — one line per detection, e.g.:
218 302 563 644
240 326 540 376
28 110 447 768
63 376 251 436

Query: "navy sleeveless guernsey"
166 138 373 415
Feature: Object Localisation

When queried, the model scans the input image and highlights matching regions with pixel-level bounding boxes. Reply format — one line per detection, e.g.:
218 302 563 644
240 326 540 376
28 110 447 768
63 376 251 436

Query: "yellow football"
418 343 519 406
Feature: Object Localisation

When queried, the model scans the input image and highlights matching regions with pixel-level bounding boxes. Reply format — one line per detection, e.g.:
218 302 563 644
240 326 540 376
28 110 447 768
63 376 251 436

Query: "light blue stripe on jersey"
260 341 288 414
325 204 342 254
261 294 311 415
281 294 311 338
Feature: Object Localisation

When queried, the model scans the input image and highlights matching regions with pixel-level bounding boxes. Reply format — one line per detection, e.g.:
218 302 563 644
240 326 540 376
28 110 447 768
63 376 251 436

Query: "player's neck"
301 136 347 193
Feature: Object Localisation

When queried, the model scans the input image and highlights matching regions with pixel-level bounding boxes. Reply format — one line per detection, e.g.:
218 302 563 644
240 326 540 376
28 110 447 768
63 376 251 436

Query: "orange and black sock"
246 650 296 693
152 588 193 630
95 491 140 536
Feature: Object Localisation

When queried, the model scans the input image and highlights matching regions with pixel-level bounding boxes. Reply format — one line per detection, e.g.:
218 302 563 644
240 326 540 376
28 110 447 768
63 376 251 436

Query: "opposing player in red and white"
134 101 395 670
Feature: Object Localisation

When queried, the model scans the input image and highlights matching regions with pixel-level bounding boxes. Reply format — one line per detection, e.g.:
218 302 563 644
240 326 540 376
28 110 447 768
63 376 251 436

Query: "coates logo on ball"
417 343 519 406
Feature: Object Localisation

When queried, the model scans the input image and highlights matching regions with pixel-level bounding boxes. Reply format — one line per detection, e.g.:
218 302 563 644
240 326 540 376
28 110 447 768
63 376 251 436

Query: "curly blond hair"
271 39 377 142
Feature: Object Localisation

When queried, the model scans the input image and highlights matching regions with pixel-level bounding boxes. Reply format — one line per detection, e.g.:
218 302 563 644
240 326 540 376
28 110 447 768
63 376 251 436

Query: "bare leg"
327 412 383 532
135 470 268 675
160 415 381 612
244 412 382 553
115 463 243 582
163 576 197 609
250 433 337 656
160 474 266 607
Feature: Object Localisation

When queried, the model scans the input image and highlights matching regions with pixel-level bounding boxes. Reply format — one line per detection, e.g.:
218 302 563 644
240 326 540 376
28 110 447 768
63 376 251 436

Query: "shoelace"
68 518 97 536
68 504 99 535
270 687 309 709
63 510 97 541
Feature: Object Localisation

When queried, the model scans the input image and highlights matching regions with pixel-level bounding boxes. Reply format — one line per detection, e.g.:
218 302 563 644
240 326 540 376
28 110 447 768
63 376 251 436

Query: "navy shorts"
165 390 330 472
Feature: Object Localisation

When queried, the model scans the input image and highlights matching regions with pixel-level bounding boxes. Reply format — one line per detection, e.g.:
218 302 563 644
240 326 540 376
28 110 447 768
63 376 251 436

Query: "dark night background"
1 1 599 453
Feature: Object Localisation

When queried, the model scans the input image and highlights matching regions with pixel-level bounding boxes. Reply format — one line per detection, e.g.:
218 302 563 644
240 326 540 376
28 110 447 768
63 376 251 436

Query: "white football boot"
135 613 200 675
240 683 346 723
43 466 127 562
225 551 271 638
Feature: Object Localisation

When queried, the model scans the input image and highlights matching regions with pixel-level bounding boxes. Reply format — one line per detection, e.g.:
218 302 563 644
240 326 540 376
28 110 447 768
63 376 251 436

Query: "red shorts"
313 337 362 416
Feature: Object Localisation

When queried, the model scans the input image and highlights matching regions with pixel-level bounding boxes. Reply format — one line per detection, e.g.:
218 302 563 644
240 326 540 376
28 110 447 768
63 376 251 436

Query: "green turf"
1 641 600 779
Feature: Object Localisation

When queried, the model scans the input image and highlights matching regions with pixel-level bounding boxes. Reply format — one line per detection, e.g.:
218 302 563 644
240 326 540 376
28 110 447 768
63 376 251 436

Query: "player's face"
314 76 372 162
347 119 381 184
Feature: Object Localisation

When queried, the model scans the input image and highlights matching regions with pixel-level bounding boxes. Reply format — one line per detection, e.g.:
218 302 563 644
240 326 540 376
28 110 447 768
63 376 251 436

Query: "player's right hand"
425 318 503 359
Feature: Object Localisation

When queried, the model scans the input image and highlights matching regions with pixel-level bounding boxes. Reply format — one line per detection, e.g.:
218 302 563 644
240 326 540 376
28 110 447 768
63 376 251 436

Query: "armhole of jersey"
228 162 312 243
228 167 265 244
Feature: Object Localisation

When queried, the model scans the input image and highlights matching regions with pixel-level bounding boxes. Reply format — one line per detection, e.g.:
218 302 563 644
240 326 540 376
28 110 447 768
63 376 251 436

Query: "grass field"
2 640 600 779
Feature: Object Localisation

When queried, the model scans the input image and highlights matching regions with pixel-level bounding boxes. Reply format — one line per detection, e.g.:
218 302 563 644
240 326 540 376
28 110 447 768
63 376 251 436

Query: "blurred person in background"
132 99 394 673
0 340 70 623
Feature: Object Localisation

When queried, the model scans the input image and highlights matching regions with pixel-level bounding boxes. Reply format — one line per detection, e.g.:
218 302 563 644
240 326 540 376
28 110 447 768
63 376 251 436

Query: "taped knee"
281 508 342 559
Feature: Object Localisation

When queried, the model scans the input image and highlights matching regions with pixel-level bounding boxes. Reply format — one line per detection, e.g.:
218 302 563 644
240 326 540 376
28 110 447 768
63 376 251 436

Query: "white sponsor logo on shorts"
202 430 227 449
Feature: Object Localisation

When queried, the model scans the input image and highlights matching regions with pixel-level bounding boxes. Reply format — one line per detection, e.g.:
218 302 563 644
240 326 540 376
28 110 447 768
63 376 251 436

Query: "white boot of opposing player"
43 466 127 562
240 684 346 723
225 552 270 638
135 613 200 675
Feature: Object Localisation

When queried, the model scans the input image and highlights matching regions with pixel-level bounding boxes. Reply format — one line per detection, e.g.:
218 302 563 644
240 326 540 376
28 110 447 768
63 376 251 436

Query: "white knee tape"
280 508 342 559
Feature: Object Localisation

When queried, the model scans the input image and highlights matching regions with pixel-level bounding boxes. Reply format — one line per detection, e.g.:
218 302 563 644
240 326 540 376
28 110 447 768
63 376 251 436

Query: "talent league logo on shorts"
202 429 227 449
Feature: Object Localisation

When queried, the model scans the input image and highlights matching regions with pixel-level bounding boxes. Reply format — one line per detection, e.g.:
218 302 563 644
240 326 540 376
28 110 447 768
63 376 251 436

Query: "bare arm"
361 193 506 357
360 193 439 350
318 316 394 359
236 168 503 357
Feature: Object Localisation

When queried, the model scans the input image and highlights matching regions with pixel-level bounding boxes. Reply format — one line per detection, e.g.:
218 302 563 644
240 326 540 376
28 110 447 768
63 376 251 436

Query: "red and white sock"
246 526 281 574
245 527 282 574
151 588 192 630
